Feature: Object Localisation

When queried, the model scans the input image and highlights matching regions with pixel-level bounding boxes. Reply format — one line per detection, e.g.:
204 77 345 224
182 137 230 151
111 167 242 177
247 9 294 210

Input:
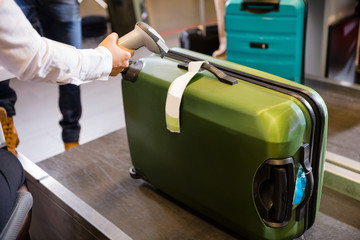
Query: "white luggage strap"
165 61 205 133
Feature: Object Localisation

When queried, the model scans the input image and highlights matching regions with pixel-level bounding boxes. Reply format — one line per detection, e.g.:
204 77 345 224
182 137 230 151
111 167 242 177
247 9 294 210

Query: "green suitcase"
121 48 328 239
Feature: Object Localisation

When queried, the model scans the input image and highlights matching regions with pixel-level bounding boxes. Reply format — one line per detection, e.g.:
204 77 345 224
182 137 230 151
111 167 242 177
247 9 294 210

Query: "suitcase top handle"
241 0 280 14
178 62 238 85
166 61 238 133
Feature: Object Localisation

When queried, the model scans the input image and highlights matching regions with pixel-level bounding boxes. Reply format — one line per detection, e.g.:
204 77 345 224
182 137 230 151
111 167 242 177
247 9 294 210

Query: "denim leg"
15 0 83 142
37 0 82 48
15 0 43 35
37 0 82 143
0 80 17 117
58 84 82 143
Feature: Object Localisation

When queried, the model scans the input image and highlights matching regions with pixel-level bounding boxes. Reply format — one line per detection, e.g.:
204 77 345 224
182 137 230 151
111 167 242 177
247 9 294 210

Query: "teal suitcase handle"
241 0 280 13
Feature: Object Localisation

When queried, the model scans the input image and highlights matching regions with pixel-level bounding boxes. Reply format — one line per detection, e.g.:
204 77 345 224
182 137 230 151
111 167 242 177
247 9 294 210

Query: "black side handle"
296 144 314 221
241 0 280 14
253 158 295 228
270 167 288 222
178 62 238 85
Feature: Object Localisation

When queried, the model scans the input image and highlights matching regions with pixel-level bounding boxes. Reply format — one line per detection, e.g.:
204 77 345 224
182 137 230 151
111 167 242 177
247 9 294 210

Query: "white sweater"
0 0 112 85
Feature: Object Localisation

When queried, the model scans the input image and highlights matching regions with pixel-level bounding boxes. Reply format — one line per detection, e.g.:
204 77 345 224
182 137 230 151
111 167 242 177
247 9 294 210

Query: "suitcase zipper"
165 49 326 230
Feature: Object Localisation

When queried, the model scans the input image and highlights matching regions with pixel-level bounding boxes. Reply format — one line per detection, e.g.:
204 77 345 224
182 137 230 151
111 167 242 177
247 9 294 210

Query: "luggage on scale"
121 48 327 240
225 0 307 84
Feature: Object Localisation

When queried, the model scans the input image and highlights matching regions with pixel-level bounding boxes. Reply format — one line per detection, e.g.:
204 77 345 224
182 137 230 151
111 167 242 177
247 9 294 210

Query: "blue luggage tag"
293 166 307 205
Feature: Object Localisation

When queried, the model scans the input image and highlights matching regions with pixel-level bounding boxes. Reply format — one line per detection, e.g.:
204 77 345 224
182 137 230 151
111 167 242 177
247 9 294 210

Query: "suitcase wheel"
129 166 141 179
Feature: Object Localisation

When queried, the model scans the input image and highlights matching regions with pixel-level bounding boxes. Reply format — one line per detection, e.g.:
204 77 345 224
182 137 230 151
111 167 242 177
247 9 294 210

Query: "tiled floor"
12 33 180 163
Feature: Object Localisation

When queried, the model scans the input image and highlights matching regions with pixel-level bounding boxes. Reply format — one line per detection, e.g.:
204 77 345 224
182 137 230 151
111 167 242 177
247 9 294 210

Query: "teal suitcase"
121 48 327 239
225 0 307 84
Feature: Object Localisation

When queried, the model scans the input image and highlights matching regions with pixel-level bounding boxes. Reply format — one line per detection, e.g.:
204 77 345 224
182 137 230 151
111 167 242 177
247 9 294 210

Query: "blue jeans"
0 0 82 143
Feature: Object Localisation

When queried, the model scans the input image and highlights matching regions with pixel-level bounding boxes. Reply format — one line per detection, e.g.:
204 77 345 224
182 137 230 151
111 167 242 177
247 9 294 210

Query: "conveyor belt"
35 128 359 239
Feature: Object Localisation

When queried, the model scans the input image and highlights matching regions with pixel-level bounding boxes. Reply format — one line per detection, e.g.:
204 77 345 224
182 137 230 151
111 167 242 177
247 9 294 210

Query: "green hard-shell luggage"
121 48 328 240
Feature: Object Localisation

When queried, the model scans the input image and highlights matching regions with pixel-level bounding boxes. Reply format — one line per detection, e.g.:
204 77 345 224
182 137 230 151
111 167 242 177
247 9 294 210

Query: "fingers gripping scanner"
118 22 169 58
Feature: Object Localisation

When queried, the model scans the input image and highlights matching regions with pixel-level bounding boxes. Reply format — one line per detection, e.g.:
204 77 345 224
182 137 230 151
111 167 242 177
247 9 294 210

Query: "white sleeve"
0 0 112 85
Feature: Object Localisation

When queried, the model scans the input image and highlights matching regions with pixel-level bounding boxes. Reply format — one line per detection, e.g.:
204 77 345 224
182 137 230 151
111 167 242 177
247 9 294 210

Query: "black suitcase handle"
241 0 280 14
253 158 295 228
178 62 238 85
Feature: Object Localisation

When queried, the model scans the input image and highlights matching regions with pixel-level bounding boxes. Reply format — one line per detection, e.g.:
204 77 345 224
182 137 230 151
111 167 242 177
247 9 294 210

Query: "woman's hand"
99 33 135 76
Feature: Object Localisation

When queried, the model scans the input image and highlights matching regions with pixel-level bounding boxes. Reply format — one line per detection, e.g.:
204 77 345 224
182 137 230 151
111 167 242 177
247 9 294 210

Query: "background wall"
305 0 357 77
305 0 325 76
145 0 216 34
